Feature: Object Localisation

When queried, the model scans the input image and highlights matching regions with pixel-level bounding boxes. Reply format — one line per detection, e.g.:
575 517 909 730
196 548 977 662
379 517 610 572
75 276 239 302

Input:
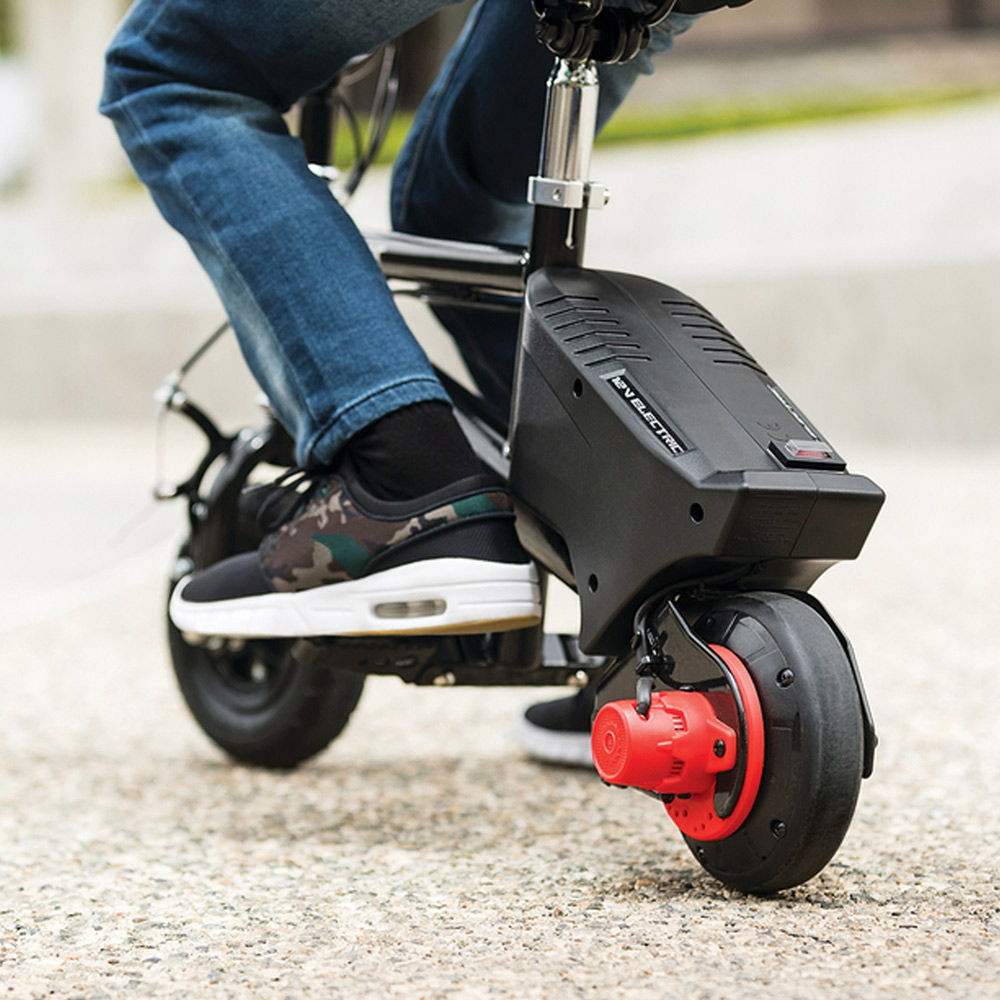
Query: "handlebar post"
527 58 606 272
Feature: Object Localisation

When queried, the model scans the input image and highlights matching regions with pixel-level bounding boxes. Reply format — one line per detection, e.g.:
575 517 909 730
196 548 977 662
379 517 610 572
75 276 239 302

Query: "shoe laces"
247 467 331 534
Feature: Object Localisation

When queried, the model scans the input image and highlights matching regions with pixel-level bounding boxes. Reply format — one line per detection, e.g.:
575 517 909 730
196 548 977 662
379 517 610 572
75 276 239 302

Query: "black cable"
345 44 399 198
629 563 753 647
174 320 231 382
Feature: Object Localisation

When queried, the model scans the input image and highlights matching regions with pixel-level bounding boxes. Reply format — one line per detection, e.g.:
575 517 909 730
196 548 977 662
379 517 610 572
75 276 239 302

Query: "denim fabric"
101 1 699 465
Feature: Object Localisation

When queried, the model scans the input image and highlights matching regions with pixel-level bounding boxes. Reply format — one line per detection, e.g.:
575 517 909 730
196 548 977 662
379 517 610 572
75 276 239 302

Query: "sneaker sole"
170 557 542 638
517 715 595 769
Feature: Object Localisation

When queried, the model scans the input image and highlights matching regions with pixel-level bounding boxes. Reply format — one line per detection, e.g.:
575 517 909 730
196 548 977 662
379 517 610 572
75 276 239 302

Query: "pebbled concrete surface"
1 443 999 999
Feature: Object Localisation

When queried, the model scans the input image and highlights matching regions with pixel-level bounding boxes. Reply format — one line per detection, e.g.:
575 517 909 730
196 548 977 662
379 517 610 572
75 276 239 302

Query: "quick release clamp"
527 58 608 217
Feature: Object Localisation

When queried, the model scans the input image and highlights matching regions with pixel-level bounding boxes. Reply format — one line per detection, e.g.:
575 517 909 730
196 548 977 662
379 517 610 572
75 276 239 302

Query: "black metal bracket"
630 599 737 694
290 630 606 687
597 600 749 730
632 603 677 716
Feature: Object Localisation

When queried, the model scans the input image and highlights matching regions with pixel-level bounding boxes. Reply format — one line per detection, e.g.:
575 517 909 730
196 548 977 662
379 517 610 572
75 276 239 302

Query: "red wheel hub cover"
591 644 764 841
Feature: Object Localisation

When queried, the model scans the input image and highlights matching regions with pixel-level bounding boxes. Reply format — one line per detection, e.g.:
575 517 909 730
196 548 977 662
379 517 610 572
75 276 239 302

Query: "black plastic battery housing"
508 267 884 654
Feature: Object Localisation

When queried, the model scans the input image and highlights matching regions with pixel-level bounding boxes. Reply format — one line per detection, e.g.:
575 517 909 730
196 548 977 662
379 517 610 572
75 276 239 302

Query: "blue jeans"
101 0 699 466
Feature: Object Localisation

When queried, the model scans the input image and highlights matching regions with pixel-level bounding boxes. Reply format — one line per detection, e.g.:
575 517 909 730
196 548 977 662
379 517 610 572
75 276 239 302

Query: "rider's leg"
102 0 541 636
101 0 467 474
390 0 702 416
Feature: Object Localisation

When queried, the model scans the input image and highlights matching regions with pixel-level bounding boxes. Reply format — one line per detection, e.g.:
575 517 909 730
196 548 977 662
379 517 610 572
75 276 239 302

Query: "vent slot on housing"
542 295 651 366
662 299 766 376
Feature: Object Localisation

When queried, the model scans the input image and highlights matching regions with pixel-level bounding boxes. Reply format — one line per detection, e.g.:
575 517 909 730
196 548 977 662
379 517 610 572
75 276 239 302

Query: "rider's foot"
169 463 541 638
518 686 595 768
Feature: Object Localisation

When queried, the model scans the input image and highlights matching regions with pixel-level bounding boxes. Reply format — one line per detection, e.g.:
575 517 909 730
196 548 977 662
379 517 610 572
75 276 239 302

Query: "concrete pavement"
1 447 999 998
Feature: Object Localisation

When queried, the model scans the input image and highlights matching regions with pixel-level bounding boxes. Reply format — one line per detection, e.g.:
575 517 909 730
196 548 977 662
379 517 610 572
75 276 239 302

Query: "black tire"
686 591 864 894
168 608 365 770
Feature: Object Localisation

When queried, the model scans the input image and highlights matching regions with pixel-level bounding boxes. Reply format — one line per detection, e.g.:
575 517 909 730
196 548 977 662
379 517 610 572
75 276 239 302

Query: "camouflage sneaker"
169 468 541 638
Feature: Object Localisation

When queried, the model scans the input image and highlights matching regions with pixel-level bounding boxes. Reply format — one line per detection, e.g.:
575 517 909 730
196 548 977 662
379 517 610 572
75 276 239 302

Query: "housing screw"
777 668 795 688
713 739 726 758
770 820 787 839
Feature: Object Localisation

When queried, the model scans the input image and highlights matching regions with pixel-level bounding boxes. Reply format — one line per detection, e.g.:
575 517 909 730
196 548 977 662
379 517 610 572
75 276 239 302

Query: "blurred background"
1 0 1000 625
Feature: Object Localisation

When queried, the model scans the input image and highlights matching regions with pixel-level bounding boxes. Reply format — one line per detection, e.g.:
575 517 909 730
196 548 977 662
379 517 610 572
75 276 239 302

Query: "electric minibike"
157 2 884 894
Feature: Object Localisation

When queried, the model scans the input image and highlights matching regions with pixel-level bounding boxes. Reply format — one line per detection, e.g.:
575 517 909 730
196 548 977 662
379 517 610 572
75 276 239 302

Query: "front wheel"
687 591 865 894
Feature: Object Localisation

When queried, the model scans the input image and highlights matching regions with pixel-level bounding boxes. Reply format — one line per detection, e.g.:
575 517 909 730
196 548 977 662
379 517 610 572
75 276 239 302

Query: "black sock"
346 401 486 501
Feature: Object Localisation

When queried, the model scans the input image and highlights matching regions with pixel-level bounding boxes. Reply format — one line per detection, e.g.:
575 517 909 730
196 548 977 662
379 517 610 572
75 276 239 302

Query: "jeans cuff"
302 376 452 467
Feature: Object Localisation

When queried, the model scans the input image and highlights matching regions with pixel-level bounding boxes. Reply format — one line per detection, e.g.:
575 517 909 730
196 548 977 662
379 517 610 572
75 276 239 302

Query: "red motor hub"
591 690 736 796
590 645 765 841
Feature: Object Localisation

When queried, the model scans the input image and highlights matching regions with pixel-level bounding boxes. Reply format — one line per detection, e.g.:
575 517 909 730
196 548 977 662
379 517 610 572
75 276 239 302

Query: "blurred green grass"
597 85 1000 143
359 84 1000 167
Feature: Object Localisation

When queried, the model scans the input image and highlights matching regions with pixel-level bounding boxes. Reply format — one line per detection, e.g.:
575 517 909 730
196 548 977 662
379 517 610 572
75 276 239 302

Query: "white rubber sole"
516 715 595 769
170 557 542 638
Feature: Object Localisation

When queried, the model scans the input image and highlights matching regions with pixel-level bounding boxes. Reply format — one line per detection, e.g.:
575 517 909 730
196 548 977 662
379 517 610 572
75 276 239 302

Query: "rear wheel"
686 591 864 894
168 618 365 769
168 541 365 769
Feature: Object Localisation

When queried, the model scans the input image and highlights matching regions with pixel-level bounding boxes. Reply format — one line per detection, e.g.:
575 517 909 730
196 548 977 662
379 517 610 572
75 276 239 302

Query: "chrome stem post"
532 59 601 210
527 58 607 271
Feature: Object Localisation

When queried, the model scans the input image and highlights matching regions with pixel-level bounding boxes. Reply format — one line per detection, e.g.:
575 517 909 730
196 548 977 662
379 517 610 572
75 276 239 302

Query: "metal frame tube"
538 59 600 188
528 58 602 270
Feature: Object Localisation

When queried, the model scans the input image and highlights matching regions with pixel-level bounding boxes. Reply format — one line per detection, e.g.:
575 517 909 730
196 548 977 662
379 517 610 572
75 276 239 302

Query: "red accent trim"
664 645 764 841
